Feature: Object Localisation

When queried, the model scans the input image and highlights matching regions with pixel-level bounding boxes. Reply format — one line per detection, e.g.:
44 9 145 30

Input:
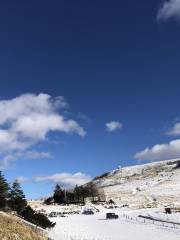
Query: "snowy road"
49 214 180 240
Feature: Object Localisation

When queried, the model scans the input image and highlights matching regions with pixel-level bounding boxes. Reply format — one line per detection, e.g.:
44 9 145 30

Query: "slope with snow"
92 158 180 208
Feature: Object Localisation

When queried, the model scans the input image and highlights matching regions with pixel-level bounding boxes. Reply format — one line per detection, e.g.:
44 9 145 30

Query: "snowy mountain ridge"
92 158 180 208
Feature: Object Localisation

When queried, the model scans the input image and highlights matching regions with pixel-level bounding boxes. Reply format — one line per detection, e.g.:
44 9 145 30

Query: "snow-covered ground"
29 201 180 239
141 210 180 223
31 202 83 215
48 212 180 240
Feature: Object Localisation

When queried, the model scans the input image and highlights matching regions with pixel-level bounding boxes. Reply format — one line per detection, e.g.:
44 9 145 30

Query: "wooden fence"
122 213 180 231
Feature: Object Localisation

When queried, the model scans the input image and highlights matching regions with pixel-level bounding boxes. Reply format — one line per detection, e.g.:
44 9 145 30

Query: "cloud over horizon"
33 172 92 187
0 93 86 170
157 0 180 21
106 121 123 132
166 122 180 136
134 139 180 161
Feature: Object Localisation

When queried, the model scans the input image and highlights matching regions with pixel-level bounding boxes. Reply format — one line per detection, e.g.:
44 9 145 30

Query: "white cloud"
0 150 52 171
16 176 29 183
11 114 86 140
106 121 123 132
33 172 92 187
17 150 52 160
167 122 180 136
157 0 180 21
0 93 86 169
0 155 16 170
134 139 180 161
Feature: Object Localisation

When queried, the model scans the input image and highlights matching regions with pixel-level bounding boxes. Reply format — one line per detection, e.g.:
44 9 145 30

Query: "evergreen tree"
74 185 81 202
0 171 9 210
66 191 75 204
9 180 27 214
78 186 85 202
0 174 55 229
73 184 99 203
53 184 65 204
86 183 98 199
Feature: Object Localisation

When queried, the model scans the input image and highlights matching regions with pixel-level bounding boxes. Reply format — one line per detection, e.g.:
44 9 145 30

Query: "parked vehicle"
82 208 94 215
165 207 172 214
106 212 119 219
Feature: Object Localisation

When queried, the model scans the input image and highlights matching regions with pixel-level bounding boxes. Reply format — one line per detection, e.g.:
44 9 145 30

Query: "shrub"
21 206 55 229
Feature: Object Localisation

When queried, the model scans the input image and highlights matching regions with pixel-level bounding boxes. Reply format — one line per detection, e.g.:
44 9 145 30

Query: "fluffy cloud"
33 172 92 187
134 139 180 161
0 155 16 170
167 122 180 136
16 176 29 184
0 93 86 169
157 0 180 21
106 121 123 132
0 151 52 171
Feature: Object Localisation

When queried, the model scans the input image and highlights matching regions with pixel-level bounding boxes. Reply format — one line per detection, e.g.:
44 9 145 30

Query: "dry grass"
0 212 48 240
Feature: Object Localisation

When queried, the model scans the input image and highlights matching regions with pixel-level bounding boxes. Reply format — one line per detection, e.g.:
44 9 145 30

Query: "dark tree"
86 183 98 199
21 206 56 229
9 180 27 214
73 185 95 203
33 212 56 229
66 191 75 204
74 185 81 202
0 171 9 210
21 205 35 222
79 186 89 202
44 197 54 205
0 173 55 230
53 184 65 204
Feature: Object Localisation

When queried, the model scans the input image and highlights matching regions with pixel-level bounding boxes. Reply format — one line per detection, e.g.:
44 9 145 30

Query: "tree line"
0 171 55 229
44 182 105 205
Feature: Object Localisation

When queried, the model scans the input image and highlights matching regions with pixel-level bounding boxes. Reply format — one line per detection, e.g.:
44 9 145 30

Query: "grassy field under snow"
48 212 180 240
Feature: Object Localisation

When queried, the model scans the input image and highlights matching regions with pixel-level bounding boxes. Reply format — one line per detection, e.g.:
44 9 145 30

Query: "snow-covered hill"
92 158 180 208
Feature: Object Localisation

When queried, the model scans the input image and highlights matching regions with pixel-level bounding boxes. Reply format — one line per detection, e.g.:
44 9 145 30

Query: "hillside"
0 212 48 240
92 158 180 208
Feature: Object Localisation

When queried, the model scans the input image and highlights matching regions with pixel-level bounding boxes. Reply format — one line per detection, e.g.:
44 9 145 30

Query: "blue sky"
1 0 180 199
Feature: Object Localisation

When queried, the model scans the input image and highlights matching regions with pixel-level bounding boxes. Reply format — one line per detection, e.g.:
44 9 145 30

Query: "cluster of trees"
44 183 105 205
0 172 55 229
